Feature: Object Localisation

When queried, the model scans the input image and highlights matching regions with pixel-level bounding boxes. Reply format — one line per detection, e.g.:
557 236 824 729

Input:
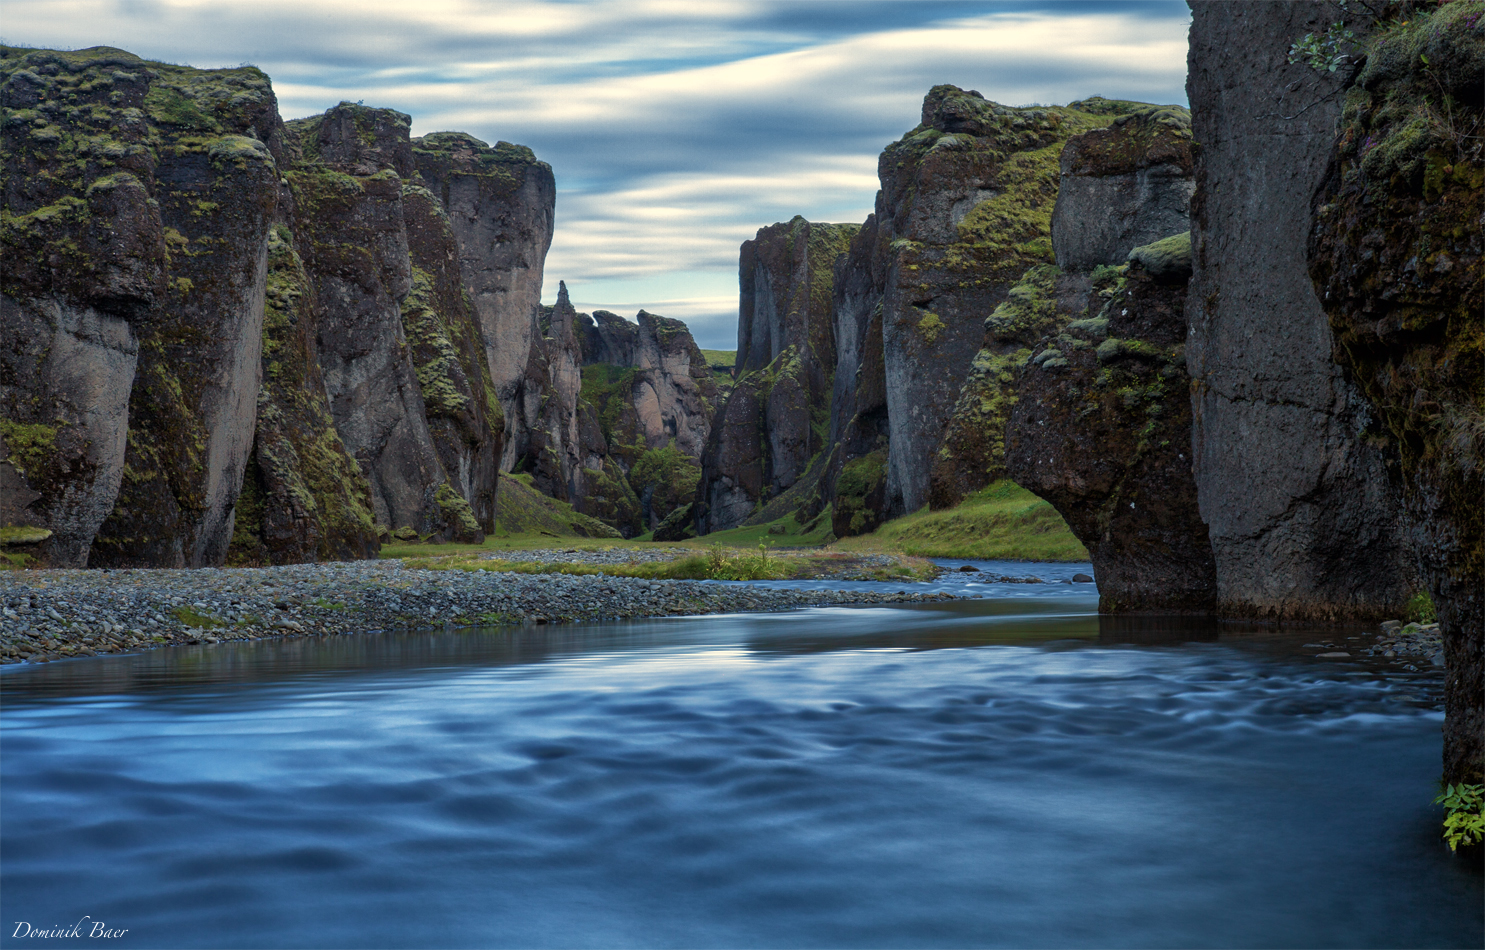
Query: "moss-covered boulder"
1307 1 1484 782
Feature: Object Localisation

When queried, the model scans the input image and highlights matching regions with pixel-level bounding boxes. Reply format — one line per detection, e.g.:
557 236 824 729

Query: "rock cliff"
2 46 280 567
1305 1 1483 781
696 217 856 534
1 47 548 565
516 295 715 537
1007 243 1217 613
412 132 555 470
1186 2 1412 621
871 89 1156 519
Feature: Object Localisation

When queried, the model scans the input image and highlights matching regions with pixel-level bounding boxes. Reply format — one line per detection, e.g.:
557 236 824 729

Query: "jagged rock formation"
517 294 716 537
696 217 856 533
1 47 545 566
1007 245 1217 613
281 105 479 544
412 132 555 470
1306 1 1483 781
1185 2 1412 621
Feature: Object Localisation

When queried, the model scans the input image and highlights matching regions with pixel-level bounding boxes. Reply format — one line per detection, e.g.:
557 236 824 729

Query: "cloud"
4 1 1192 344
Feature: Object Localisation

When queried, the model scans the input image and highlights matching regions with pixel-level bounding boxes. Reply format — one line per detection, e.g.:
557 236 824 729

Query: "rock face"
1 47 548 566
412 132 555 470
996 105 1212 613
1051 106 1196 271
229 224 380 565
1186 2 1412 621
696 217 856 534
1007 251 1217 613
281 104 480 543
2 46 280 567
515 295 716 537
873 89 1155 519
1306 2 1483 781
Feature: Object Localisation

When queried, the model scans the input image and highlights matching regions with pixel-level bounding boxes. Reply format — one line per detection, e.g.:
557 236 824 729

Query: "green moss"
435 481 482 536
0 420 60 477
835 450 888 535
0 526 52 544
143 84 219 131
171 605 224 629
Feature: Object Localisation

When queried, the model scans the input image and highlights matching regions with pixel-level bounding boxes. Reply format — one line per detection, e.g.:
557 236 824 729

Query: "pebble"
0 552 962 665
1357 619 1445 669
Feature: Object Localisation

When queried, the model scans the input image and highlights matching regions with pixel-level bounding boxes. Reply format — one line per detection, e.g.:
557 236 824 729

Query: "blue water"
2 564 1480 949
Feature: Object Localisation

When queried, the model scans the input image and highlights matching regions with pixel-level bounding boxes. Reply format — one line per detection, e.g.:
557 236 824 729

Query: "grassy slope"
699 349 736 368
831 480 1089 561
383 477 1086 563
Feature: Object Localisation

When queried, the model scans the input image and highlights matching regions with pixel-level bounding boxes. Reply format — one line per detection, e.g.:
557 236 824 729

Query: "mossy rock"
1126 231 1191 283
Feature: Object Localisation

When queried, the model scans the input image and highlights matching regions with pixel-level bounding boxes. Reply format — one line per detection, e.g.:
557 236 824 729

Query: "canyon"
1 1 1479 782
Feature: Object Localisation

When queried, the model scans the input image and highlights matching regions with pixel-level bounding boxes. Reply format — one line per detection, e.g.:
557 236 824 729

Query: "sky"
4 0 1192 349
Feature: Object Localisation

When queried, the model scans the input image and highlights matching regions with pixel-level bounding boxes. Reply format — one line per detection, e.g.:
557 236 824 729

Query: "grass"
699 349 736 369
831 480 1089 561
383 479 1084 565
401 544 940 583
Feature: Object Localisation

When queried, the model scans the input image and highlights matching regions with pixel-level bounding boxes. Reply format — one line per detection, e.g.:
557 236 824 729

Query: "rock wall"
515 295 716 537
1186 2 1412 621
1 46 280 567
1 47 547 565
1306 2 1483 781
283 105 479 543
1008 244 1217 613
696 217 856 534
412 132 555 470
874 89 1151 519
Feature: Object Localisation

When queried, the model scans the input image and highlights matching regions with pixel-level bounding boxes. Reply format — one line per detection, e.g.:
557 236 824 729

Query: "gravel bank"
0 555 961 665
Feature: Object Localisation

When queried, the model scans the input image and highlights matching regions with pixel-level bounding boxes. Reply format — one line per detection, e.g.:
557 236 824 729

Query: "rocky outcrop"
2 46 280 567
1306 2 1483 781
282 104 479 543
821 216 891 537
1185 2 1412 621
1051 106 1196 271
1007 249 1217 613
412 132 555 470
514 295 715 537
874 89 1157 519
228 224 380 565
696 217 856 533
2 47 549 566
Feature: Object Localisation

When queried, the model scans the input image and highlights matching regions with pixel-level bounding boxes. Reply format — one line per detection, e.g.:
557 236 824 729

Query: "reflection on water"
1 571 1479 950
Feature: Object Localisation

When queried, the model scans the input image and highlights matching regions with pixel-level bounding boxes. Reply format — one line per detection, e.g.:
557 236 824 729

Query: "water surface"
2 568 1479 948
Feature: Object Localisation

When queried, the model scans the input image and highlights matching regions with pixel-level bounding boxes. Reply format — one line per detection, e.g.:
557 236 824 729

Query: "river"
2 562 1480 948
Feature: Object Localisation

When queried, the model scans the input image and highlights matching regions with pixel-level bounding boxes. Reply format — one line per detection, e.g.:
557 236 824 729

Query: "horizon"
3 0 1192 348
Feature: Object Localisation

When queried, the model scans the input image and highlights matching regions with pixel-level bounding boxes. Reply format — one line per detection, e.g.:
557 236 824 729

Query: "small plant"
1435 782 1484 852
1289 20 1358 72
1405 589 1437 623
